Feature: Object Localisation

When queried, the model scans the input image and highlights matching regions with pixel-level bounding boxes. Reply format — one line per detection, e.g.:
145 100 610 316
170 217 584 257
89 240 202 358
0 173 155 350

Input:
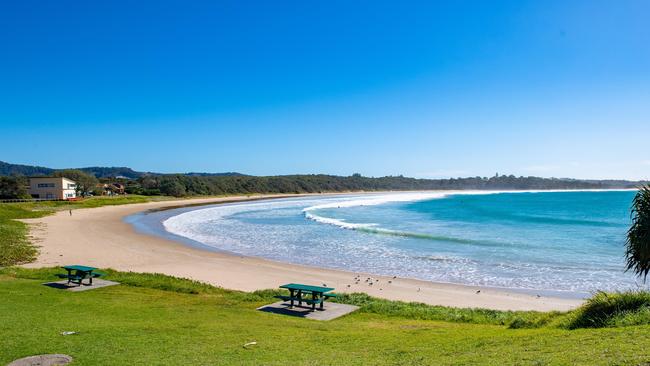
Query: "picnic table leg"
89 271 93 286
290 289 294 308
312 292 316 311
66 269 72 285
320 294 324 311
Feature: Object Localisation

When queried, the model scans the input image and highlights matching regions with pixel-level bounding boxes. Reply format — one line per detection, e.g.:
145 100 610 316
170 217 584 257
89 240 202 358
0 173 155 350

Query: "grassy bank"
0 196 155 266
2 268 650 365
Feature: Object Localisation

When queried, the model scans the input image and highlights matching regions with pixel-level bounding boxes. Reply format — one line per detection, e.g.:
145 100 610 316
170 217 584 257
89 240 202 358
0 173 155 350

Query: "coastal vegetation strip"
0 196 155 266
1 160 644 200
2 268 650 365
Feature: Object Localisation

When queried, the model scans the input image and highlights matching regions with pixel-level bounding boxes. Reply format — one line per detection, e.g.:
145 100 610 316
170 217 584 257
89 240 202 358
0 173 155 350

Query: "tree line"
0 171 642 200
125 173 633 197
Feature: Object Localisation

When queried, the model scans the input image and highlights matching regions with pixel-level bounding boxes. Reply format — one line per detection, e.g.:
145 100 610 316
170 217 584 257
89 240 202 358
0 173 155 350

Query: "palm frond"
625 185 650 281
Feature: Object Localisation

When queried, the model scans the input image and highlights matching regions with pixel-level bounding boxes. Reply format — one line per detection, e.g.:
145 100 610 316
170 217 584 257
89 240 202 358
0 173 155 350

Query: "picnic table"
276 283 337 311
57 265 102 286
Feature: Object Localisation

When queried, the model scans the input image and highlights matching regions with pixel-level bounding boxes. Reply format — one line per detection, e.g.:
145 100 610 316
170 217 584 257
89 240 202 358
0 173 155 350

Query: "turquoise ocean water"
147 190 641 295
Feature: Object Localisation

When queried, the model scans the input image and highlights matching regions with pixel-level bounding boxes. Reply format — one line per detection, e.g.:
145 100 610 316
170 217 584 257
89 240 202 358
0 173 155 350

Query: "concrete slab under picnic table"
257 301 359 321
42 279 120 292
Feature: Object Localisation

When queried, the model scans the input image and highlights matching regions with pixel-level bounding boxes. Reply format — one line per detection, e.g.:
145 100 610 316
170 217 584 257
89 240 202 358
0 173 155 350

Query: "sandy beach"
21 194 583 311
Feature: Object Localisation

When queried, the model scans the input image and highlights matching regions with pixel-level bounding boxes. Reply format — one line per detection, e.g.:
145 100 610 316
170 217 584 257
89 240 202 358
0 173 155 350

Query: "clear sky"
1 1 649 179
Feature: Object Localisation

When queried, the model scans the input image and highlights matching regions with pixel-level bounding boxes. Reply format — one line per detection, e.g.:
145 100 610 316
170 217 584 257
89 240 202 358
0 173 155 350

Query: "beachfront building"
98 182 125 196
28 177 77 200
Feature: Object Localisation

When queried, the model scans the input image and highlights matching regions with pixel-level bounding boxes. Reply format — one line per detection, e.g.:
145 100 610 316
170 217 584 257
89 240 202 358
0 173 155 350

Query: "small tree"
625 185 650 281
160 178 186 197
0 176 30 199
53 170 99 197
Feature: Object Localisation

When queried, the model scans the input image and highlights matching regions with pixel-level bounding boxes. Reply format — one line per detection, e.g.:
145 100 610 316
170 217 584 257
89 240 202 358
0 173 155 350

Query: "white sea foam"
302 192 450 230
302 212 377 229
303 192 450 211
163 198 320 244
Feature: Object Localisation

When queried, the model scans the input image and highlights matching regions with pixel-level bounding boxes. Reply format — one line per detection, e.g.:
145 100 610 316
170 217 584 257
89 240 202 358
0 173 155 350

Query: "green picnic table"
57 265 103 286
276 283 337 311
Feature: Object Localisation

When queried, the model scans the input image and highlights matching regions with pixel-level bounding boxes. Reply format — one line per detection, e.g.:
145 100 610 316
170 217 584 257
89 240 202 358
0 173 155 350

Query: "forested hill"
0 161 54 177
0 161 243 179
0 161 143 178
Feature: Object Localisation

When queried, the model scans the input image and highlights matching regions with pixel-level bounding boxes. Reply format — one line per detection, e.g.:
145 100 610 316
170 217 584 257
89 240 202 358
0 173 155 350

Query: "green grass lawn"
2 268 650 366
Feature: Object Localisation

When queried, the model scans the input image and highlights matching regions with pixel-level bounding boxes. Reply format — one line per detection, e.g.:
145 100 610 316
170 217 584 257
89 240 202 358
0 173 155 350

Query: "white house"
28 177 77 200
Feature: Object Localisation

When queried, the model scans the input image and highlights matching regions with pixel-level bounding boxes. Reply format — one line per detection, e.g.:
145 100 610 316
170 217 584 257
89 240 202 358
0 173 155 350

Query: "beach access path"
20 193 583 311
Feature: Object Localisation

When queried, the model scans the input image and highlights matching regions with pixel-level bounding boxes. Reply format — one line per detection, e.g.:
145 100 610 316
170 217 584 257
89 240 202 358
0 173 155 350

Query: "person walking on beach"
69 209 72 216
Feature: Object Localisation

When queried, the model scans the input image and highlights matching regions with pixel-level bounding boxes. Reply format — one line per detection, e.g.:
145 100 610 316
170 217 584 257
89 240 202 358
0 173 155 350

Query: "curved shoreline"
21 193 583 311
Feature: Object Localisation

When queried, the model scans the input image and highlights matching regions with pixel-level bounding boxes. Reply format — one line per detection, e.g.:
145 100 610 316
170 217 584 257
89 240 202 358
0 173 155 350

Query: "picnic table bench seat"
301 298 323 305
56 274 83 280
56 272 103 280
274 295 294 301
274 295 323 305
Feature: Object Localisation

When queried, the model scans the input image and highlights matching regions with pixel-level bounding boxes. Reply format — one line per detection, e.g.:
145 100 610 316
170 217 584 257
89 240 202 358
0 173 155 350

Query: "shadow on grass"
257 304 312 318
41 282 73 290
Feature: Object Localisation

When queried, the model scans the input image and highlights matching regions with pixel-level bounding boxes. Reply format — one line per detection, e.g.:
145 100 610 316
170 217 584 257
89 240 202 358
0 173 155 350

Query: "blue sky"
1 1 649 179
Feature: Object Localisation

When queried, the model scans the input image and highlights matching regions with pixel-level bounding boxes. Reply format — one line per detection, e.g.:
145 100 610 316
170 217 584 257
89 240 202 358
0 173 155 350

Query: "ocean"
130 190 642 295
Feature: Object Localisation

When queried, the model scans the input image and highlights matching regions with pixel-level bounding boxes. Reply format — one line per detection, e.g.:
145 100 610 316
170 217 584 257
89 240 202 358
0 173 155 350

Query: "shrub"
564 291 650 329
